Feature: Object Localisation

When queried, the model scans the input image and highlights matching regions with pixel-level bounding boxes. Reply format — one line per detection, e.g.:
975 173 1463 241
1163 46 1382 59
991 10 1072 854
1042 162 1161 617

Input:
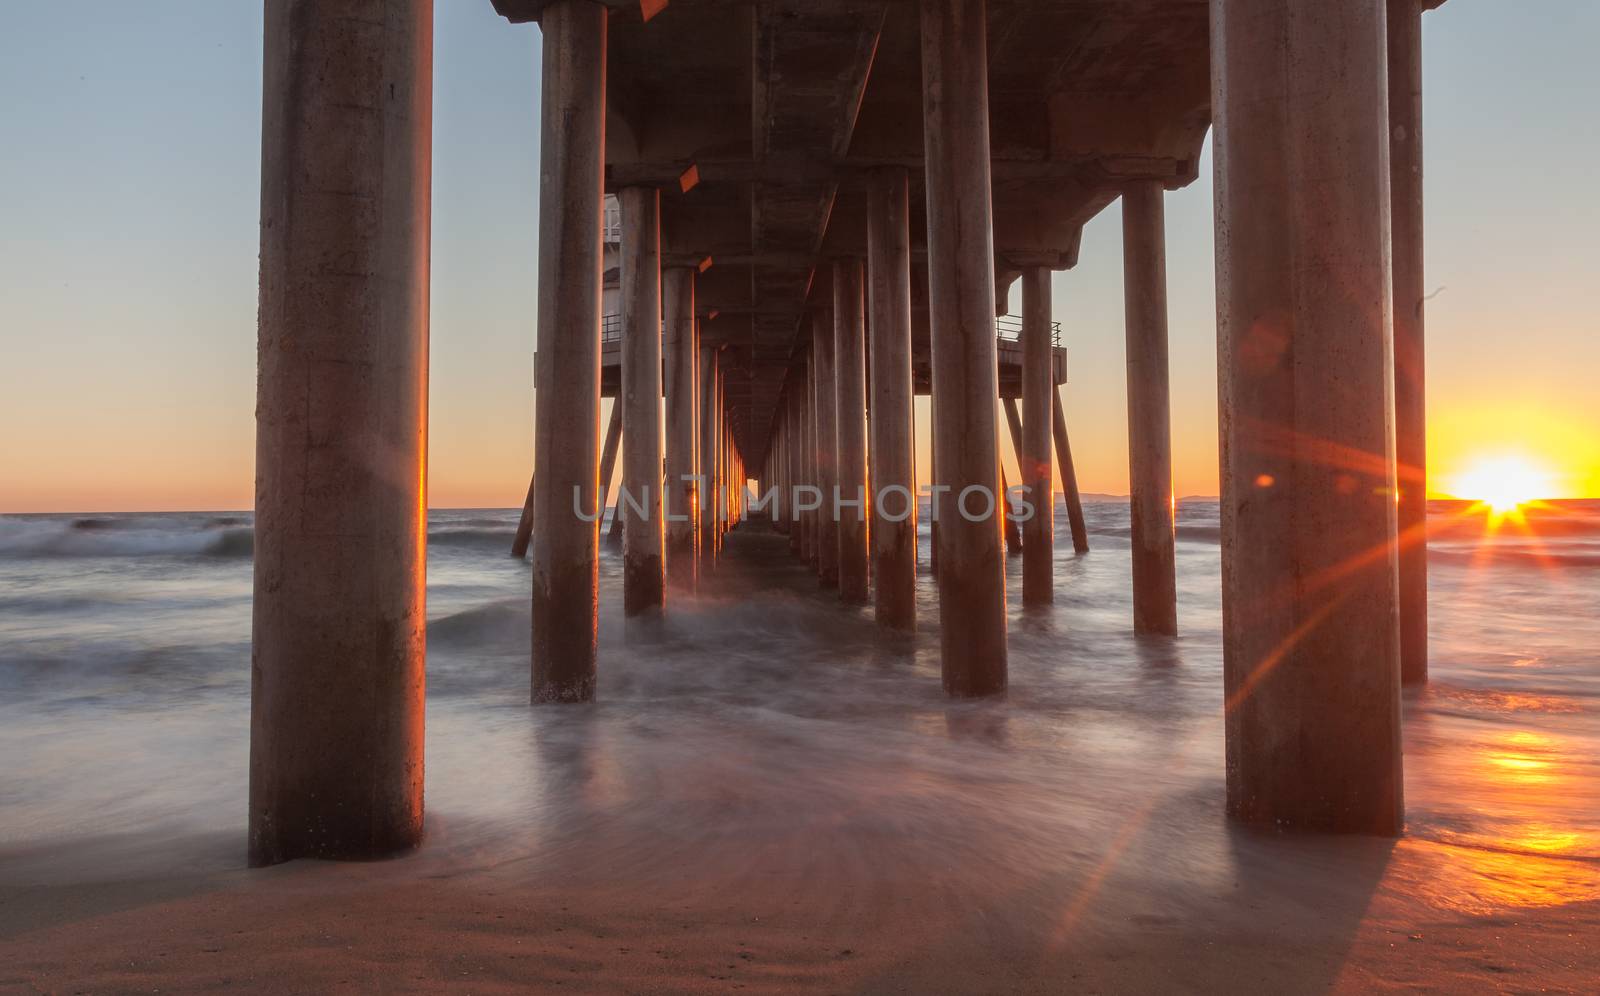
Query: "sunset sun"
1450 454 1557 513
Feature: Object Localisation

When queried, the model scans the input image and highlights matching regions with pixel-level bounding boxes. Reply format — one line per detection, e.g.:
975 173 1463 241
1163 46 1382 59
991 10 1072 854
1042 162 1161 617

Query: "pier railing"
994 314 1063 348
602 313 1061 347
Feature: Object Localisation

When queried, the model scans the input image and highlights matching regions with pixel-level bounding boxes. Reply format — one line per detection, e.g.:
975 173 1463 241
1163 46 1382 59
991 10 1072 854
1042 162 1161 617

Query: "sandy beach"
4 789 1596 992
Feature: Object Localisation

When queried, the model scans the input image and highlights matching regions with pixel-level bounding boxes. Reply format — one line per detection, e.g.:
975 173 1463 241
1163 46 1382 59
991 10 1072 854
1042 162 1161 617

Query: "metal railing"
994 314 1063 348
601 313 1061 348
602 195 622 245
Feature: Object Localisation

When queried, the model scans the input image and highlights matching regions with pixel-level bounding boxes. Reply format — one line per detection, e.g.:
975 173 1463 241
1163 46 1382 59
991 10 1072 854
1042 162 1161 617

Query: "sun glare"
1449 454 1556 513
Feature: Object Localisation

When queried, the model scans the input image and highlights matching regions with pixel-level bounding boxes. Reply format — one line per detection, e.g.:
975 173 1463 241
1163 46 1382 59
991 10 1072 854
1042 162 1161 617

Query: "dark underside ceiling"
494 0 1213 465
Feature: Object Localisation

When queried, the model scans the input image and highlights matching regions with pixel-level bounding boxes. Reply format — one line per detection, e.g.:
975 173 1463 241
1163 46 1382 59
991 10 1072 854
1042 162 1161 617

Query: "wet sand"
4 801 1595 991
4 523 1598 992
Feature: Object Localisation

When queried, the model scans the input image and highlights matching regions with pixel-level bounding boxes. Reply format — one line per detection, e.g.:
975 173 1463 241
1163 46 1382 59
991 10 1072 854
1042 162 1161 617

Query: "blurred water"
1 499 1597 914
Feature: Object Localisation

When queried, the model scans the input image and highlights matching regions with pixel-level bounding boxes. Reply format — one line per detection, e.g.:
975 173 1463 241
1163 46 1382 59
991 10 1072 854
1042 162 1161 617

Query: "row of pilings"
248 0 1429 867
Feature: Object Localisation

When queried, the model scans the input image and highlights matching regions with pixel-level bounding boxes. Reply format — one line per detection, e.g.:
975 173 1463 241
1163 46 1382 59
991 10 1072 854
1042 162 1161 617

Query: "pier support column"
251 0 432 866
834 259 870 604
921 0 1007 696
812 310 840 587
1389 0 1427 686
867 167 917 631
1213 0 1402 834
1052 390 1090 555
619 186 664 617
802 358 817 566
664 267 699 590
511 472 536 558
1122 183 1177 634
530 0 605 703
1020 268 1054 604
789 392 804 556
698 345 719 572
597 400 622 523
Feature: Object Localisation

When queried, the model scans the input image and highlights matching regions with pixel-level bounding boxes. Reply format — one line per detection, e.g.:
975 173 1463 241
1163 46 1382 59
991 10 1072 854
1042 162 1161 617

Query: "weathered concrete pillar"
698 344 720 571
800 363 815 564
721 385 732 536
596 399 623 521
1052 390 1090 555
1121 183 1177 634
812 310 840 587
999 402 1024 558
928 408 939 578
999 463 1023 556
619 186 664 617
774 417 789 534
789 392 804 555
250 0 432 867
921 0 1007 697
866 167 916 631
1213 0 1403 834
663 267 699 590
1020 268 1054 605
529 0 605 704
1389 0 1427 686
511 471 537 558
834 259 870 604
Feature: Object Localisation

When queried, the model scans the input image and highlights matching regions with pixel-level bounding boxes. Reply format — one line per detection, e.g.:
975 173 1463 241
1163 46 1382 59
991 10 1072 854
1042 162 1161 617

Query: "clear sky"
1 1 1595 512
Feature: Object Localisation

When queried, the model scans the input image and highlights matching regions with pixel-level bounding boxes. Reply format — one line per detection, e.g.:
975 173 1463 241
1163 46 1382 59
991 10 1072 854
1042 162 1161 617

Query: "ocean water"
2 499 1598 920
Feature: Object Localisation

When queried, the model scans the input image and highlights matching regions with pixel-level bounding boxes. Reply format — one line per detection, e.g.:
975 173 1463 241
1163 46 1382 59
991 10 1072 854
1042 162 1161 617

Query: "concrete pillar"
1212 0 1402 834
921 0 1007 697
774 415 789 534
1052 390 1090 555
704 349 723 573
1001 400 1026 559
721 387 732 537
928 411 939 577
809 357 820 569
663 267 698 590
1121 183 1177 634
834 259 870 604
866 167 917 631
999 462 1023 556
597 399 623 522
698 344 719 571
789 393 804 555
619 186 664 617
800 363 815 564
250 0 432 867
1389 0 1427 686
529 0 605 704
1020 268 1054 604
812 310 840 587
511 471 536 558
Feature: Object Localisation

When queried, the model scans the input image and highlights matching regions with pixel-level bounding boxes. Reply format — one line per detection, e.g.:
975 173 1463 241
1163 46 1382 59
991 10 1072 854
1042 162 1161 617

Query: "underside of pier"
249 0 1443 863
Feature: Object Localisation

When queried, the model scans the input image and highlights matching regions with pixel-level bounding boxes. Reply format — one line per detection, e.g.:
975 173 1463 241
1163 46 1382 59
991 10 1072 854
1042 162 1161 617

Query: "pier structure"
250 0 1441 863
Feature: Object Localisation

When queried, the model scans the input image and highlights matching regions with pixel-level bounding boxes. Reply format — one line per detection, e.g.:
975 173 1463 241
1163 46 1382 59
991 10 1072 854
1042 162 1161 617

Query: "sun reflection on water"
1397 728 1600 914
